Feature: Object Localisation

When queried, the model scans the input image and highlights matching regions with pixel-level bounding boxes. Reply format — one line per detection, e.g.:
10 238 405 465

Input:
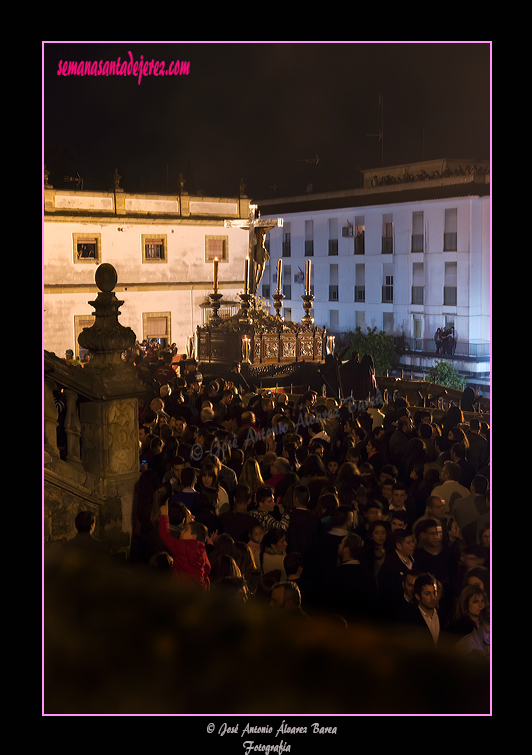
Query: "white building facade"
43 188 251 358
258 160 490 379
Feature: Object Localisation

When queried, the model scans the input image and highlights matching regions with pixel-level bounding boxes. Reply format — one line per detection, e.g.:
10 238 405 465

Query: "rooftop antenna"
366 94 384 167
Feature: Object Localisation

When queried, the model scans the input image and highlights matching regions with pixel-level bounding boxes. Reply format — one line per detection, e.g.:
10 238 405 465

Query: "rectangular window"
412 262 424 304
354 217 365 255
262 284 270 299
330 309 339 331
412 211 424 252
356 310 366 330
355 262 366 302
283 264 291 299
143 312 171 345
329 263 338 300
282 223 291 257
383 311 394 334
382 275 394 303
204 235 228 262
305 220 313 256
73 233 101 264
444 261 457 305
444 208 457 251
328 218 338 255
142 234 167 263
382 214 393 254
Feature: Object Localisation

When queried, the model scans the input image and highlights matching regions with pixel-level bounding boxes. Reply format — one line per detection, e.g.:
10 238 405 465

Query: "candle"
244 257 249 294
276 258 282 294
305 260 311 295
213 257 219 294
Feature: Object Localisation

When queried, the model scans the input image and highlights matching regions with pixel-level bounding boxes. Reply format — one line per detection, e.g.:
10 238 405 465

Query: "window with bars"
142 235 167 263
73 233 101 263
145 241 164 259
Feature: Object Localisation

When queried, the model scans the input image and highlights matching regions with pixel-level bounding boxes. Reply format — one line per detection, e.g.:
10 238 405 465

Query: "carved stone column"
77 264 145 555
63 388 82 466
44 376 60 459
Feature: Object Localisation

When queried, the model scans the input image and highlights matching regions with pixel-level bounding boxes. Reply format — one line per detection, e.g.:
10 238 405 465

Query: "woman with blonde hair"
238 457 265 504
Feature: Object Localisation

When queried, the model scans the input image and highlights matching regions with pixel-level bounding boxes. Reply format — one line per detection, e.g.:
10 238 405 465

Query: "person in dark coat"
218 484 257 542
316 532 378 623
302 505 355 581
286 484 323 556
377 528 416 615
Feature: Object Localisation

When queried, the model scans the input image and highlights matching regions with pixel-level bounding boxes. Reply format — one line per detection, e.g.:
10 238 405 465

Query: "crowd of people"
99 341 489 660
60 340 490 668
434 327 457 355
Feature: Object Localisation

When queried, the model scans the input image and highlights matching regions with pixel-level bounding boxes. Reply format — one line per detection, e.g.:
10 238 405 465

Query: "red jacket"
158 515 210 590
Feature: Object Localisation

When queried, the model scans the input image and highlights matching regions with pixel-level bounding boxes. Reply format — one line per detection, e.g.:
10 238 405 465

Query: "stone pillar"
77 263 145 556
44 376 60 459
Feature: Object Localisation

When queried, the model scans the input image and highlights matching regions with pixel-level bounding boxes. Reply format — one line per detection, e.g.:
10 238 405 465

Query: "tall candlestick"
213 257 219 294
244 257 249 294
276 258 282 294
305 259 311 295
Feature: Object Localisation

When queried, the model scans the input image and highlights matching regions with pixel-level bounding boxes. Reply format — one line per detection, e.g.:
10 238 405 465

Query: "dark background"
43 42 491 199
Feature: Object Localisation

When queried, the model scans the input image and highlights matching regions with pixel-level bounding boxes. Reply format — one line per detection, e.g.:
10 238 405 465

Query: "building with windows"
43 188 251 357
257 159 490 381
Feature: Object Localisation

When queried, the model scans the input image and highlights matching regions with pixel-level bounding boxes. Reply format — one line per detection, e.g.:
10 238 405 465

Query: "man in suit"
286 484 323 556
465 418 489 473
386 482 417 528
302 505 355 581
405 572 444 647
378 529 416 614
450 442 476 489
317 532 378 624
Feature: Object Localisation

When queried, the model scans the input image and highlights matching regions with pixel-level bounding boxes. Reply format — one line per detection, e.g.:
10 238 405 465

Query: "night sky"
43 42 491 200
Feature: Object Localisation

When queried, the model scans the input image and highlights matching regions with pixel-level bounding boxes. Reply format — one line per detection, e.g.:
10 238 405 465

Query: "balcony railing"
397 337 490 358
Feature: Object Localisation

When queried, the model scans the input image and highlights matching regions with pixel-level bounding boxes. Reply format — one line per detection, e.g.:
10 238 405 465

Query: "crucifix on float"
224 204 283 297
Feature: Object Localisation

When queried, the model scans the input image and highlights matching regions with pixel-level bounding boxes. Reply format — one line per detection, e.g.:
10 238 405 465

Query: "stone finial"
179 172 187 195
239 178 247 197
77 265 141 399
78 264 135 359
113 168 124 192
44 164 53 188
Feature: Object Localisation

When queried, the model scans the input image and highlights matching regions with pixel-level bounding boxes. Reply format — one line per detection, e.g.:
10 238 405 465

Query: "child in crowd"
158 501 211 590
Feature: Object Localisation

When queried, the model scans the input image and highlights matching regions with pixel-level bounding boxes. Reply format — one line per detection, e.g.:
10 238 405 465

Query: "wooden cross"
224 203 283 296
